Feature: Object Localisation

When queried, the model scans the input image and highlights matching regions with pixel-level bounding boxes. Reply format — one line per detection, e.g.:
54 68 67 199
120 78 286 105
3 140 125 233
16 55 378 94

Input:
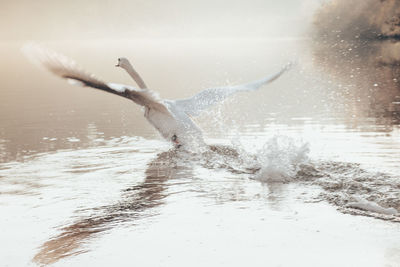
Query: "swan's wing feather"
23 44 170 114
174 63 291 116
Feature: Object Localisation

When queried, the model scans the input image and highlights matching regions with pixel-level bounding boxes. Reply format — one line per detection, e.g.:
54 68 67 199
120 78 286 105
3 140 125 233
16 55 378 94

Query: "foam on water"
347 196 398 216
212 134 400 221
311 161 400 221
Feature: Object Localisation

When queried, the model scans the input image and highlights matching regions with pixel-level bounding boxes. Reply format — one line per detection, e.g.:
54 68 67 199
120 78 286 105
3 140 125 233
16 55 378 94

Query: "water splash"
224 135 400 221
253 135 310 182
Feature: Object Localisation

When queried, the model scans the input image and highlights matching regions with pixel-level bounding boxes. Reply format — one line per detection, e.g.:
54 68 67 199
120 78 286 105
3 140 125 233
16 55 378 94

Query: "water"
1 40 400 266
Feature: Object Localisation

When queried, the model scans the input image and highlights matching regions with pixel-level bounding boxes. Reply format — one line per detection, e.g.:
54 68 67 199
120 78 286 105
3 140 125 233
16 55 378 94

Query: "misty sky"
0 0 321 40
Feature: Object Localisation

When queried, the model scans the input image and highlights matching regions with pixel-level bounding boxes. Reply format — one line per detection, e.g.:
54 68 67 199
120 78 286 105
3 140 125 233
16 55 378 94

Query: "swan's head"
115 57 131 68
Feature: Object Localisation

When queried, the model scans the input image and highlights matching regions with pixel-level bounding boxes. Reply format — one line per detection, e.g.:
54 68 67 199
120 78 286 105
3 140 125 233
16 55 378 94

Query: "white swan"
23 45 291 149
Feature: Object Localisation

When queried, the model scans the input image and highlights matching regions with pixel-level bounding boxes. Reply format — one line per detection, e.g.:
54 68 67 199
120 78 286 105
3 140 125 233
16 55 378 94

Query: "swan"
23 44 291 149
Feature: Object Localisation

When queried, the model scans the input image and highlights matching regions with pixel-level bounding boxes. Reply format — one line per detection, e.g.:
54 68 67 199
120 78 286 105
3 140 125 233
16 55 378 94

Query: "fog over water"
1 1 400 266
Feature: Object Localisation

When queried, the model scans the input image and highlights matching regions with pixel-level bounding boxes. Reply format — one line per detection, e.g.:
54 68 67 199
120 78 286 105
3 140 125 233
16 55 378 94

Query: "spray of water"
252 135 310 182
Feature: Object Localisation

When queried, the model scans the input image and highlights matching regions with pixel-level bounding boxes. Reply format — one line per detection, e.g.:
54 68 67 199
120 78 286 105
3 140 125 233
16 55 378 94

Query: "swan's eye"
172 135 177 141
118 58 121 61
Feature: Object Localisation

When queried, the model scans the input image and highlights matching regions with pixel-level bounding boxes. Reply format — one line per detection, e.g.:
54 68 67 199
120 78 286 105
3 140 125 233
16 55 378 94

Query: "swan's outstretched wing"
174 64 291 117
22 44 169 114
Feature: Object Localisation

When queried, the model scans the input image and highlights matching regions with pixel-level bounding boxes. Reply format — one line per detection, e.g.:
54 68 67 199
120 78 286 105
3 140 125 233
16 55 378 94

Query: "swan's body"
24 45 290 149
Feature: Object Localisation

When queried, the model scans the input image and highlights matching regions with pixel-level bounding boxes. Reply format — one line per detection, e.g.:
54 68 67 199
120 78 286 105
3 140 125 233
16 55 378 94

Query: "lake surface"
1 40 400 266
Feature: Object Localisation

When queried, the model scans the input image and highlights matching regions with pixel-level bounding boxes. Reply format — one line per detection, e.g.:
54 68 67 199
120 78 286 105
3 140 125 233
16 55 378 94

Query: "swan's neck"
122 62 147 89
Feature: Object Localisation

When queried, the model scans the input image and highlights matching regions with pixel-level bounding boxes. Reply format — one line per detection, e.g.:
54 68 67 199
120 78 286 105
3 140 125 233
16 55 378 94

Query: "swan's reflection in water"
33 149 190 265
33 146 261 265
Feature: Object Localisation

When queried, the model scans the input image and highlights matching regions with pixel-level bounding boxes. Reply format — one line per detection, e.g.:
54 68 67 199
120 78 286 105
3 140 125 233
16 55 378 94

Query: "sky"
0 0 321 40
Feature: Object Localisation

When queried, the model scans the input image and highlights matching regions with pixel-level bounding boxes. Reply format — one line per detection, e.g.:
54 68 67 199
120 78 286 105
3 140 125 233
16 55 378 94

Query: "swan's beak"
115 63 120 67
